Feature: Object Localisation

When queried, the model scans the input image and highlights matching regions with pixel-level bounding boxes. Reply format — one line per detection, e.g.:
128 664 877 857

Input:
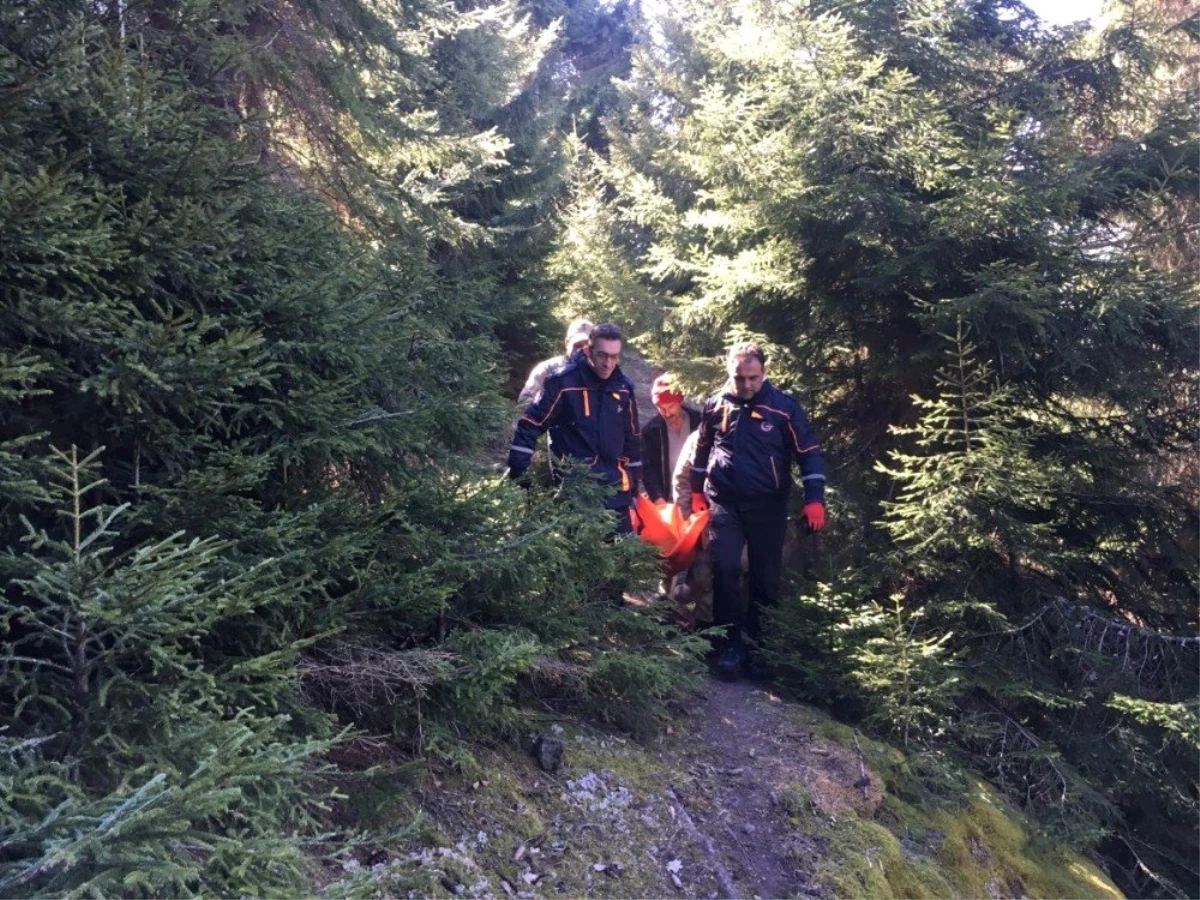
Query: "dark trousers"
709 495 788 643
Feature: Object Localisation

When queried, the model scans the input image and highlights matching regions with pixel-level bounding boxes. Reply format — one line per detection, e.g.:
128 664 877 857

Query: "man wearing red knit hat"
641 373 701 507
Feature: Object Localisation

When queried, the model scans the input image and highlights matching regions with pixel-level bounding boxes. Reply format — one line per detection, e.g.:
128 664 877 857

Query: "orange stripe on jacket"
617 458 631 492
520 386 591 428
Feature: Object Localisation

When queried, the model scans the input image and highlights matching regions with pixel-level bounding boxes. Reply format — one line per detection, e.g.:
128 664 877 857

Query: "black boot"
716 631 745 677
743 649 771 681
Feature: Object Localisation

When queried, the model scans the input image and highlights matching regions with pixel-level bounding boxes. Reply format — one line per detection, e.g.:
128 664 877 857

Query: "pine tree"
876 323 1061 595
850 593 959 749
573 0 1197 892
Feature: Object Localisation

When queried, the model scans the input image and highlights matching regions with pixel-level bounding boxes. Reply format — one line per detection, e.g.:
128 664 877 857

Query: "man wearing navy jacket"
506 323 642 534
690 341 826 677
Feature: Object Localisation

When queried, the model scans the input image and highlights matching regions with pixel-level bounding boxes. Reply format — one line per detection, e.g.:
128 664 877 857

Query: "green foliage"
1106 695 1200 748
0 447 333 896
300 475 702 751
0 351 52 509
5 447 289 735
0 1 693 894
850 594 961 749
574 0 1197 892
760 579 862 709
876 324 1060 583
2 0 1192 894
436 629 541 739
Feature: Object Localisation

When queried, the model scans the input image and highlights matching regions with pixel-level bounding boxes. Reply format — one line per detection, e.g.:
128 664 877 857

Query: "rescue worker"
518 318 594 406
506 323 642 533
690 341 826 678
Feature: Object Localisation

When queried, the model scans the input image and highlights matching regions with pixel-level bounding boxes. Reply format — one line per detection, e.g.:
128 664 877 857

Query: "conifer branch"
1053 596 1200 647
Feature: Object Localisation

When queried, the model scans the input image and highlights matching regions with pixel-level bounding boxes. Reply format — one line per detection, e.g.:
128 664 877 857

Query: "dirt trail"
678 679 820 898
350 669 882 900
319 662 1118 900
669 675 879 899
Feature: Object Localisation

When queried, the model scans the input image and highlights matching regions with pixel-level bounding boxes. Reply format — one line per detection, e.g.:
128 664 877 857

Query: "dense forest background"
1 0 1195 897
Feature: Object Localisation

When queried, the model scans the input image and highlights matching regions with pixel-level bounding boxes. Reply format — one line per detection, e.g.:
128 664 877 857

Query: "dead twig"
852 730 871 799
668 787 739 900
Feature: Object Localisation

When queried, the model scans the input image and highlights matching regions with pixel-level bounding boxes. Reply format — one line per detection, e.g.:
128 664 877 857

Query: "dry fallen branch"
852 730 871 799
668 787 739 900
299 640 467 716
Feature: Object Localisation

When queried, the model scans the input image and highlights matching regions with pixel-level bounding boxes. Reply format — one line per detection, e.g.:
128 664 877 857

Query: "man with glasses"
506 323 642 533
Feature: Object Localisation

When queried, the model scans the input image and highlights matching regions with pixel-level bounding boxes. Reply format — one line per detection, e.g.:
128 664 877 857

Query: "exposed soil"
320 666 888 899
668 675 882 899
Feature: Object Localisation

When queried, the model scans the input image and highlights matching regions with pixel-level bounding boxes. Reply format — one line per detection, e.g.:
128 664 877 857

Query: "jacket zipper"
770 456 780 489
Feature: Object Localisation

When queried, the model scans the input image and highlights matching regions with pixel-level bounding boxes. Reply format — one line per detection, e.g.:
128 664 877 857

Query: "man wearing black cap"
518 318 594 406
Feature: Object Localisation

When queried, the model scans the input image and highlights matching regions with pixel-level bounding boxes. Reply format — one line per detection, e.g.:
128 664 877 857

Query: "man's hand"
691 492 709 514
803 501 825 533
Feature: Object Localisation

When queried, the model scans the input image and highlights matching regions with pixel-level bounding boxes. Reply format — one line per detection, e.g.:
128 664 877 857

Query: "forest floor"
318 650 1123 900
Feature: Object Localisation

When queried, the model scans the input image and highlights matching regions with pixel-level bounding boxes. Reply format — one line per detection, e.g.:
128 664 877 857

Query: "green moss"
319 713 1122 900
817 818 904 898
768 712 1122 900
779 787 1121 900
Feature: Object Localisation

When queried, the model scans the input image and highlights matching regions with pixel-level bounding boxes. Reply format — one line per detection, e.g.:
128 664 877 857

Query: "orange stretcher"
634 495 710 578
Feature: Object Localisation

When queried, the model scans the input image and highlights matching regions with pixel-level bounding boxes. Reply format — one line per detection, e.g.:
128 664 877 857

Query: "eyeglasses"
591 350 620 364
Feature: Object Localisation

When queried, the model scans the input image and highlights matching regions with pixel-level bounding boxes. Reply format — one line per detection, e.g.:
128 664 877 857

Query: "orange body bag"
634 495 710 578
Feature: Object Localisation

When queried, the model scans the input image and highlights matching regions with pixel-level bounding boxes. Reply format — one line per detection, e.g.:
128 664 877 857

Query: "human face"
586 338 622 380
729 355 765 400
655 398 684 424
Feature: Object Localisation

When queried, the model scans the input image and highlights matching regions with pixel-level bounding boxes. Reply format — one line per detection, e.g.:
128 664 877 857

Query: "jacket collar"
721 379 772 405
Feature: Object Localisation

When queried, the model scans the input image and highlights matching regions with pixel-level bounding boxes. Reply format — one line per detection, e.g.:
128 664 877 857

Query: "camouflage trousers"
668 543 714 627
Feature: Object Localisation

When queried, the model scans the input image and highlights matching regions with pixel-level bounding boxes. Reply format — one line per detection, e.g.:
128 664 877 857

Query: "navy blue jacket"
507 350 642 507
689 381 825 504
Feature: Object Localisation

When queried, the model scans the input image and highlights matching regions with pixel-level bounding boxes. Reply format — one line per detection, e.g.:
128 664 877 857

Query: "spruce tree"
0 447 331 896
573 0 1197 892
1 1 694 891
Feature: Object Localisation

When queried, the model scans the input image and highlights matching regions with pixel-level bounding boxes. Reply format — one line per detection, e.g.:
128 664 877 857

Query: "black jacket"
690 380 825 504
507 350 642 507
641 407 701 503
